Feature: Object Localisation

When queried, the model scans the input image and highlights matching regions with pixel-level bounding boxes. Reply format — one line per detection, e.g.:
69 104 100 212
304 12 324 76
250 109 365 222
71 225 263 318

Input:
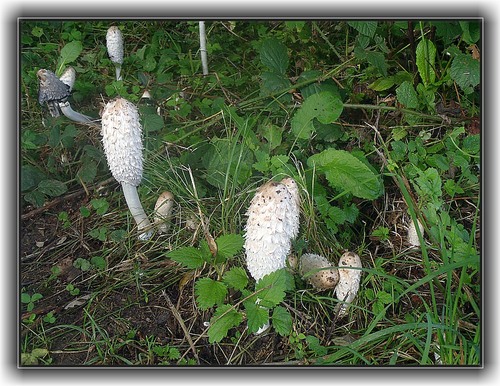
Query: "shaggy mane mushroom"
100 97 153 240
106 26 124 81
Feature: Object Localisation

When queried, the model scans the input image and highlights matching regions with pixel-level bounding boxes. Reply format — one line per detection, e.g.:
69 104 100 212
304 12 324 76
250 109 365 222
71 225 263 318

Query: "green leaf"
348 21 378 38
21 165 45 192
195 278 228 310
260 71 292 98
462 134 480 155
90 198 109 215
306 335 328 356
142 113 164 133
222 267 249 291
291 92 343 140
24 191 46 207
73 257 91 271
260 38 289 75
207 304 243 343
57 40 83 75
413 167 443 209
369 77 395 91
377 290 393 304
307 149 384 200
21 293 31 303
168 247 206 269
77 160 97 183
459 21 480 44
254 269 294 308
90 255 107 270
259 124 282 151
216 234 244 260
450 53 480 94
244 300 269 334
31 26 43 38
365 51 388 77
396 81 419 109
271 306 292 336
416 38 437 87
37 179 67 197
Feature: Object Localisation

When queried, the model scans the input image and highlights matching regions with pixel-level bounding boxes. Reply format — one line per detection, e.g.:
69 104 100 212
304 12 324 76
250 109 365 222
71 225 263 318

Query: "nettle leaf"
365 51 388 77
260 71 292 98
142 113 164 133
416 38 437 87
216 234 244 260
308 149 384 200
450 53 480 94
168 247 206 269
37 179 68 197
396 81 419 109
260 38 289 75
77 159 97 183
244 300 269 334
271 306 293 336
413 167 443 209
222 267 248 291
462 134 480 155
195 278 228 310
291 92 343 140
207 304 243 343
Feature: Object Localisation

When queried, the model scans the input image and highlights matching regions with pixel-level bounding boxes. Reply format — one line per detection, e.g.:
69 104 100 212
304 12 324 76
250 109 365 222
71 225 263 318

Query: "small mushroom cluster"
36 25 174 241
244 178 363 318
299 251 362 317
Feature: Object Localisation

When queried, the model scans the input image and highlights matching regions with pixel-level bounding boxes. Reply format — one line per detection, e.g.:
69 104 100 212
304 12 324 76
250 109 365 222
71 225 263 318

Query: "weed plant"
19 20 481 366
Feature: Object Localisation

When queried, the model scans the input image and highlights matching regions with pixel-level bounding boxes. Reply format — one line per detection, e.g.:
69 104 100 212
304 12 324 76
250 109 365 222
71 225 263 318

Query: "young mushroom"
37 68 96 125
154 191 175 234
100 97 153 240
58 66 76 91
299 253 339 290
106 26 124 81
243 177 301 282
407 217 425 247
334 251 363 317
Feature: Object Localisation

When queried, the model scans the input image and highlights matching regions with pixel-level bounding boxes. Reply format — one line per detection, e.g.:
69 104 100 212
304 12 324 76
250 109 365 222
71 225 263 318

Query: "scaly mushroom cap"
106 26 124 65
154 191 175 234
37 69 71 117
335 251 362 317
299 253 339 290
59 66 76 92
407 217 424 247
100 97 143 186
243 178 301 282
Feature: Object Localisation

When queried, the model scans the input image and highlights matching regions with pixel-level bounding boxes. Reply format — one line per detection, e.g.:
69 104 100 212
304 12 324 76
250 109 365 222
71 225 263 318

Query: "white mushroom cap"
299 253 339 290
100 97 143 186
154 191 175 234
59 66 76 92
407 217 424 247
335 251 362 317
106 26 124 65
243 178 301 282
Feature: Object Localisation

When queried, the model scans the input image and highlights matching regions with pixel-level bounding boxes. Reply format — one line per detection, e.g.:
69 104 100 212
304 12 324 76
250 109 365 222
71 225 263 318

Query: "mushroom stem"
115 65 122 82
58 101 98 126
121 182 153 240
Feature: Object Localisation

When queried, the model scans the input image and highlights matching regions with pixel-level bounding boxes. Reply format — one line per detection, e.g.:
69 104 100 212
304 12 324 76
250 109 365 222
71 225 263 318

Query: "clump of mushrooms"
299 251 362 317
154 191 175 234
243 177 300 282
299 253 339 290
106 26 124 81
100 97 153 240
37 68 95 125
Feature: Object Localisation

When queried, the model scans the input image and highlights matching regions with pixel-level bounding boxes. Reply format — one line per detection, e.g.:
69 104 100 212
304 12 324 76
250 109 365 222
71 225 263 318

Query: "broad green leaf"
260 71 292 97
450 53 480 94
90 255 107 270
291 92 343 140
24 191 46 207
244 300 269 334
21 165 45 192
77 159 97 183
195 278 228 310
254 269 294 308
207 304 243 343
348 21 378 38
222 267 248 291
413 167 442 209
369 77 395 91
396 81 419 109
37 179 67 197
459 21 480 44
168 247 206 269
416 38 437 87
90 198 109 215
259 124 282 151
216 234 244 260
57 40 83 75
142 113 164 133
271 306 292 336
462 134 480 155
365 51 388 77
21 293 31 303
260 38 289 75
307 149 384 200
306 335 328 356
31 26 43 38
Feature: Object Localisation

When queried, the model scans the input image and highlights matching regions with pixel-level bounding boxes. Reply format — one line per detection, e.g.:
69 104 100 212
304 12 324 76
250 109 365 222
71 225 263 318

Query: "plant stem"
199 21 209 76
121 182 153 240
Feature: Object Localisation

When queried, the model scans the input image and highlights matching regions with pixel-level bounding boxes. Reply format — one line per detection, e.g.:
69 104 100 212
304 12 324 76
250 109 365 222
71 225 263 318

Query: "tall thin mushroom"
37 69 95 125
106 26 124 81
100 97 153 240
